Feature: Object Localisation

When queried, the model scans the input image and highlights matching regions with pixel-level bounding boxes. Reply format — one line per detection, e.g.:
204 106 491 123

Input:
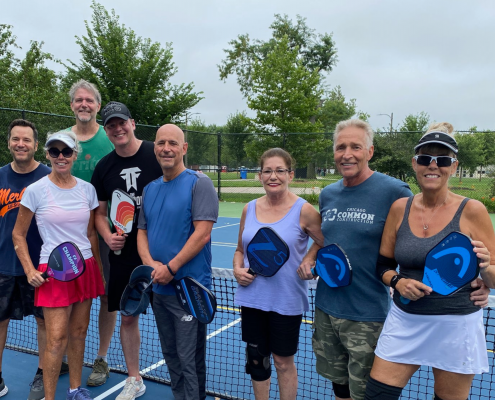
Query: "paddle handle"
247 268 255 276
311 267 318 278
41 271 49 279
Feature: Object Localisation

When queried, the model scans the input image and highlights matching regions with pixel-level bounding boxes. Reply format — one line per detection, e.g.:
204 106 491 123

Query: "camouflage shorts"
312 307 383 400
0 273 43 321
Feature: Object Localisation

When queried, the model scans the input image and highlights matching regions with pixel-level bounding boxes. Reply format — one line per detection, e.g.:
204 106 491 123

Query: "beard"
76 112 94 123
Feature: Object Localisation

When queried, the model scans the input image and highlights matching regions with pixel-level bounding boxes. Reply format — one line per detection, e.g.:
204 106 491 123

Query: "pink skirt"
35 257 105 307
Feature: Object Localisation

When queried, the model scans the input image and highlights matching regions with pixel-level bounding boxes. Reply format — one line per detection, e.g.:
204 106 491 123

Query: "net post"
217 132 222 200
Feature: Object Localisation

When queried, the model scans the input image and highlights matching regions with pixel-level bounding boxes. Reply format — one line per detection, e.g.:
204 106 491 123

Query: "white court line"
212 223 240 230
94 318 242 399
212 242 237 248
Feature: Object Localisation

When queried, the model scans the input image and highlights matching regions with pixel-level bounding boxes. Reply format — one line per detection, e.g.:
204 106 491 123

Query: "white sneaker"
116 377 146 400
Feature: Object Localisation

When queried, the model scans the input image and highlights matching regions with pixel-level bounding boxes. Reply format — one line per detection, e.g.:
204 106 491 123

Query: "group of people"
233 119 495 400
0 78 494 400
1 80 218 400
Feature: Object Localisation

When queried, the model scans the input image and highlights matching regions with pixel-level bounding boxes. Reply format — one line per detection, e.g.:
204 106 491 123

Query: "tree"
241 35 329 177
65 1 202 125
222 111 252 167
183 118 217 167
455 131 482 183
371 112 430 181
219 14 337 97
474 131 495 181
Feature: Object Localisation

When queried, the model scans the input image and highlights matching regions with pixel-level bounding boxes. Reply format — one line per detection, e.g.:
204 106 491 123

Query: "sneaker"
86 358 110 386
28 373 45 400
0 378 8 397
66 387 93 400
60 361 69 376
116 377 146 400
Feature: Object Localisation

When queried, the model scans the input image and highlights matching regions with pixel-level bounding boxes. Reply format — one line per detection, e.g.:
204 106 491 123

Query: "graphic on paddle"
42 242 85 282
246 227 290 277
110 189 136 255
174 277 217 324
423 231 480 295
401 231 480 304
311 244 352 287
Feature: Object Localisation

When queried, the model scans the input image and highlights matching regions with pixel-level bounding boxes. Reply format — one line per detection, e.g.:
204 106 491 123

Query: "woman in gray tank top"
233 148 324 400
364 123 495 400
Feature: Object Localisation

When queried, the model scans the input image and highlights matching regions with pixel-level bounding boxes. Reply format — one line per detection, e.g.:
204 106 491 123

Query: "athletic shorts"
312 306 383 400
0 273 43 321
241 306 302 357
107 262 140 312
99 238 111 295
35 257 105 308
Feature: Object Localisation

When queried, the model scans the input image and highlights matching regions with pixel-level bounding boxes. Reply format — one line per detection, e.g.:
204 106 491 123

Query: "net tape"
6 268 495 399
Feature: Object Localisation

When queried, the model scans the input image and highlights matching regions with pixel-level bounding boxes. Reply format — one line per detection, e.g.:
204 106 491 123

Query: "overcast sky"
3 0 494 131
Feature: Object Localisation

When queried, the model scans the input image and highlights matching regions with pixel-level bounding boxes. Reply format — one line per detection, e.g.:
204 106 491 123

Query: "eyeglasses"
261 169 291 177
48 147 74 158
414 155 457 167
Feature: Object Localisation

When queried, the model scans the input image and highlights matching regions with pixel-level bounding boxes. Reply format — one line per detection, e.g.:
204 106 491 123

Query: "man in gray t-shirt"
299 119 489 400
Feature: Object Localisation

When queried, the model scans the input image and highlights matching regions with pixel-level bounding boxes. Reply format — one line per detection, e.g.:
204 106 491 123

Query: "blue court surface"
4 216 495 399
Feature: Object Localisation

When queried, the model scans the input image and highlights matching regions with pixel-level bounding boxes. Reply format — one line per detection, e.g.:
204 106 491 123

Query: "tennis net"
6 268 495 399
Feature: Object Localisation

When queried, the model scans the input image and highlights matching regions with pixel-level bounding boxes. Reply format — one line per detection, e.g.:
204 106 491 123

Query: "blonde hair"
426 122 454 135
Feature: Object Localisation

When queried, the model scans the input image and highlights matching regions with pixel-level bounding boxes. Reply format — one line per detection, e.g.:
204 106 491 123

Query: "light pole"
378 113 394 133
183 112 200 168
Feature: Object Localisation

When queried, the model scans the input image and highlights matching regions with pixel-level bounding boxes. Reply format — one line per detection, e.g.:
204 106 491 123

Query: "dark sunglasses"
414 155 457 167
48 147 74 158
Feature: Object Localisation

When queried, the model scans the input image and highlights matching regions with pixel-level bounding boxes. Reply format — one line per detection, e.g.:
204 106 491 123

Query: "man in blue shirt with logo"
137 124 218 400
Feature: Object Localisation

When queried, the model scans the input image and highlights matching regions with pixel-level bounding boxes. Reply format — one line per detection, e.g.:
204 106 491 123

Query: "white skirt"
375 302 488 374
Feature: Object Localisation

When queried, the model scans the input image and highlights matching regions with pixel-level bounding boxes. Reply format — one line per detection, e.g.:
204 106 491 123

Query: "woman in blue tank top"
233 148 324 400
364 123 495 400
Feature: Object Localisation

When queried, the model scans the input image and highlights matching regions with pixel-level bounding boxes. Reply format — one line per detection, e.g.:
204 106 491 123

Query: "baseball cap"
101 101 132 126
120 265 153 317
45 132 77 149
414 131 458 154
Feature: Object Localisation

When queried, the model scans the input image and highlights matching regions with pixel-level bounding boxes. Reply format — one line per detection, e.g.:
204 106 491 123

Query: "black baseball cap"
414 131 458 154
101 101 132 126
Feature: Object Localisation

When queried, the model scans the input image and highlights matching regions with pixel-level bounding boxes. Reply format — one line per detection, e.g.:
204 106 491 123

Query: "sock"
62 355 68 363
69 388 78 393
97 355 107 362
0 371 2 380
36 368 43 376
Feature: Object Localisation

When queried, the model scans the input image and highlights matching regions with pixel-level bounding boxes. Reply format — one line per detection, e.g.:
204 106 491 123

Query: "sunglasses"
414 155 457 167
48 147 74 158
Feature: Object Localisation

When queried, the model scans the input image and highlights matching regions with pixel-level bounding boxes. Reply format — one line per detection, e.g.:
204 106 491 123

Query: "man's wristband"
166 263 176 276
389 274 404 289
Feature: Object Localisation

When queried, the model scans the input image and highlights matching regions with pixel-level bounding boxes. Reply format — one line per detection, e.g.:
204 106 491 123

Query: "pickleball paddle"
110 189 136 255
246 227 290 277
41 242 85 282
311 243 352 288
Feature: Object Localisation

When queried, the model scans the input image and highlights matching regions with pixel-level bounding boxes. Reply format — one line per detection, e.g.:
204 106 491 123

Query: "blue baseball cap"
120 265 153 317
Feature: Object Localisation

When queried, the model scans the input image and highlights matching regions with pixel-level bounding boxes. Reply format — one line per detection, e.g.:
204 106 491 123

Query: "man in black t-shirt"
91 102 162 399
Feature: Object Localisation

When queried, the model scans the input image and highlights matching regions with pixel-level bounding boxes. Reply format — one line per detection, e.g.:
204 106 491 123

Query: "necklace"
421 193 448 236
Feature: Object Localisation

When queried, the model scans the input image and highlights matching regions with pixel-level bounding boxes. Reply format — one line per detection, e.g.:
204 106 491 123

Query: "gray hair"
69 79 101 104
44 131 81 154
333 119 374 151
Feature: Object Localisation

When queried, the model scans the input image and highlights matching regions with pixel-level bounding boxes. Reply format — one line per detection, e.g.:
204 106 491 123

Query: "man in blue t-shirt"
137 124 218 400
299 119 489 400
0 119 51 400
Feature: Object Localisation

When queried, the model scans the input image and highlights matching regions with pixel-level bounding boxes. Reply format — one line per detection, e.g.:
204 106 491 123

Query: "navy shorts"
0 273 43 321
241 306 302 357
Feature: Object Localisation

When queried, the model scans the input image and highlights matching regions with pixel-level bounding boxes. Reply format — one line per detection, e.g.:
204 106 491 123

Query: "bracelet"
389 274 404 289
166 263 176 276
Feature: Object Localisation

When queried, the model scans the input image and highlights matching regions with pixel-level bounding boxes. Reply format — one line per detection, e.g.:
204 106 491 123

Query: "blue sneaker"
66 387 93 400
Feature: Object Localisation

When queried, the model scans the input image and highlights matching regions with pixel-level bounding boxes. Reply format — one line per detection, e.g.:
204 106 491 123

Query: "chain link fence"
2 107 495 210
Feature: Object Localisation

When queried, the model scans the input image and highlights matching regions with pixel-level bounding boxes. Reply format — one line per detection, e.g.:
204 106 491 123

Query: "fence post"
282 132 286 149
217 132 222 200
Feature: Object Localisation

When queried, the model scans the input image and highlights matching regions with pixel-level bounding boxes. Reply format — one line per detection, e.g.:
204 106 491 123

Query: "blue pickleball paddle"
311 244 352 287
422 231 480 296
246 227 290 277
174 277 217 324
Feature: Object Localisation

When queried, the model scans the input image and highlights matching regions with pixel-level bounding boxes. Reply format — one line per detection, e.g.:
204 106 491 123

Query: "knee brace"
332 382 350 398
364 377 402 400
245 343 271 382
